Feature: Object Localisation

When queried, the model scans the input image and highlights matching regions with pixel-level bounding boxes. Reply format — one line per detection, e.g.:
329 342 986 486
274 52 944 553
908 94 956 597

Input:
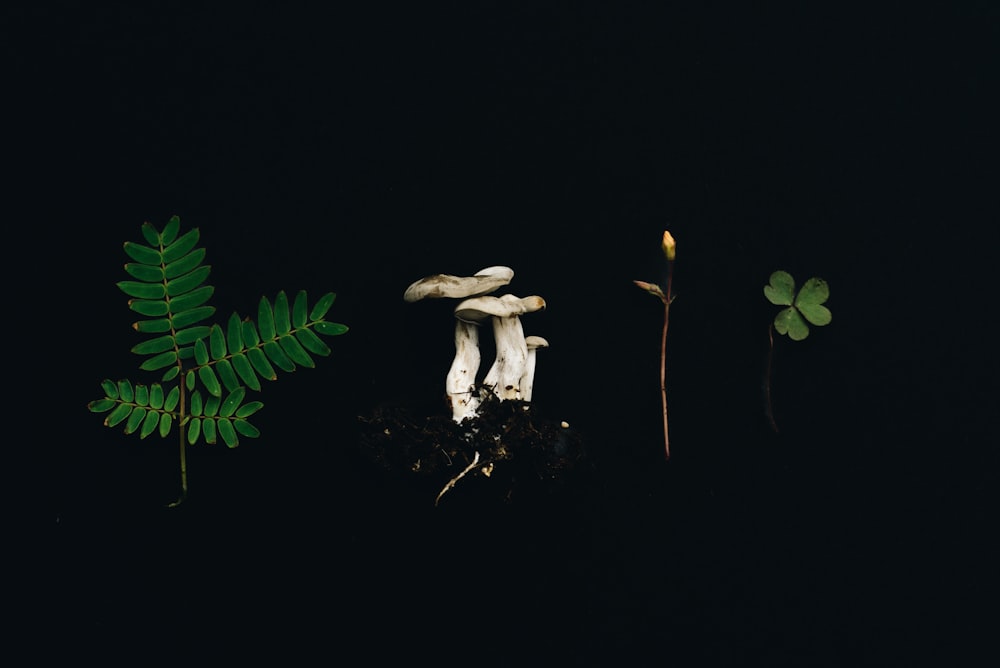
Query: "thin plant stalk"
658 259 675 459
634 230 677 461
764 322 779 433
167 375 189 507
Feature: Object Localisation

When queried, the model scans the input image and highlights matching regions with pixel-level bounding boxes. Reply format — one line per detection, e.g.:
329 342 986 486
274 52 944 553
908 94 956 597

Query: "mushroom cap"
524 335 549 350
403 266 514 302
454 294 546 323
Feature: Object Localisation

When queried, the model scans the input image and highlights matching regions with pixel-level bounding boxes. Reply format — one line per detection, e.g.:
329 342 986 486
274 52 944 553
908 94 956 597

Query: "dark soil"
358 389 588 506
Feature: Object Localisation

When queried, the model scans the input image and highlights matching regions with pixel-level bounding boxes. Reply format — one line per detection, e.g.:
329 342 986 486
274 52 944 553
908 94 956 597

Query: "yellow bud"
661 230 676 261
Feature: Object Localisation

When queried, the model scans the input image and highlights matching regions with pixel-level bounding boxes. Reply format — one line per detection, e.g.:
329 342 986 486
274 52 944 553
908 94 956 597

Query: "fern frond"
180 291 348 393
117 216 216 381
87 379 181 440
90 215 349 502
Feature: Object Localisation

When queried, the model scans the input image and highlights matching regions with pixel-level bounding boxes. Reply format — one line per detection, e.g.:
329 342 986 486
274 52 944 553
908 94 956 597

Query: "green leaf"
164 386 180 411
187 417 202 444
202 418 217 444
242 319 261 346
314 321 349 337
247 347 277 381
161 228 201 264
129 299 169 317
220 386 246 418
161 215 180 246
172 306 216 329
795 277 832 326
140 410 160 438
798 302 832 327
164 248 206 280
209 324 226 360
231 353 262 391
134 384 149 406
88 398 116 413
235 401 263 418
185 370 196 392
131 335 175 356
216 359 240 392
123 241 161 265
204 395 221 417
190 390 204 416
199 365 222 397
134 318 172 333
258 296 276 341
124 263 164 282
166 265 211 297
149 383 164 409
774 307 809 341
292 290 309 329
118 281 166 300
274 290 291 335
101 379 119 399
124 406 146 434
227 313 244 352
158 413 173 438
233 419 260 438
140 222 161 246
175 325 212 345
139 350 177 372
795 277 829 306
117 379 134 402
218 418 239 447
194 338 209 366
764 271 795 306
161 365 179 383
105 403 132 427
295 328 331 356
263 340 295 373
279 334 314 368
170 287 215 313
310 292 336 320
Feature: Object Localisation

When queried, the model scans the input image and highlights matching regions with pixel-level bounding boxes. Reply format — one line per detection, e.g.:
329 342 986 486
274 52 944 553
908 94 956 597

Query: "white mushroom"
454 294 546 401
403 266 514 302
519 335 549 402
404 267 514 422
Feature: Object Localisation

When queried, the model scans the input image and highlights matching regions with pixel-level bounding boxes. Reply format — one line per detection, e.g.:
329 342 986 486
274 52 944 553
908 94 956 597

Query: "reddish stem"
660 261 674 460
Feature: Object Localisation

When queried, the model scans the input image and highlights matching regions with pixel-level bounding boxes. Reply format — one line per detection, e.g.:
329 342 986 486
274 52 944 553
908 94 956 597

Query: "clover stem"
660 260 674 460
764 322 779 433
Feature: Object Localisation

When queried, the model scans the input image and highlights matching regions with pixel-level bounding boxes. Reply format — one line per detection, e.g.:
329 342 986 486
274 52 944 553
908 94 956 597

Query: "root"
435 451 481 507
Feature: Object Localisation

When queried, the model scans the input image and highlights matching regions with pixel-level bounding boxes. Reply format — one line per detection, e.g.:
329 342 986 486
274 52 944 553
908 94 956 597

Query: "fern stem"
167 376 189 507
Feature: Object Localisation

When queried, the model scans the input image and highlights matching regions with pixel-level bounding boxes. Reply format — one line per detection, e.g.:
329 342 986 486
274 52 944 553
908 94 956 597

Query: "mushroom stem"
446 320 481 422
483 313 529 400
519 336 549 402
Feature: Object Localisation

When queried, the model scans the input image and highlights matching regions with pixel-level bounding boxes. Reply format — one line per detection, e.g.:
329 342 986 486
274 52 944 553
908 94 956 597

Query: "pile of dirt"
358 391 587 506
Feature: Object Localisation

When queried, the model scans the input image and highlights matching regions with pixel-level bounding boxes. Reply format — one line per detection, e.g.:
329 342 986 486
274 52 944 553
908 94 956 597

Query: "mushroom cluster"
404 267 548 422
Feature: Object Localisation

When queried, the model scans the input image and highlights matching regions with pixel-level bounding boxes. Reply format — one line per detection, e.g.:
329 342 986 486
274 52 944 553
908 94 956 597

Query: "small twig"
659 263 674 460
435 451 481 506
764 322 779 433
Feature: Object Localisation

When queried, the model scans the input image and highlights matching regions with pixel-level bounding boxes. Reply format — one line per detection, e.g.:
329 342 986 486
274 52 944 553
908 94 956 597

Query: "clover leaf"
764 270 831 341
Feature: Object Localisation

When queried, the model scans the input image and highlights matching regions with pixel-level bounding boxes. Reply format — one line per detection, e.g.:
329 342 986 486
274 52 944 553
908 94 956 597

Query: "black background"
10 3 997 664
